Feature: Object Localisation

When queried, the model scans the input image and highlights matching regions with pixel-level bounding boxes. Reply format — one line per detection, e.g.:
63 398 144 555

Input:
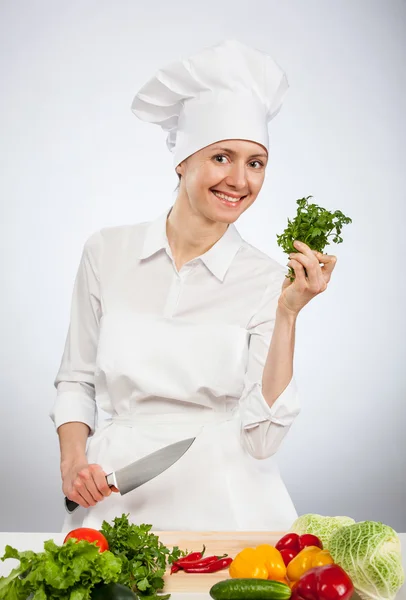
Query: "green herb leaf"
100 514 188 599
276 195 352 282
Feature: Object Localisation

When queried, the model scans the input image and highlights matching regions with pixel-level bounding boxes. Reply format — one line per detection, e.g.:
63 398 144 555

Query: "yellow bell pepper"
255 544 287 581
229 547 268 579
229 545 287 581
311 549 334 568
287 546 334 582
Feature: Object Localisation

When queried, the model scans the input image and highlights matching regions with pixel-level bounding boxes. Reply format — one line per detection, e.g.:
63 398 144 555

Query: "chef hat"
131 39 289 169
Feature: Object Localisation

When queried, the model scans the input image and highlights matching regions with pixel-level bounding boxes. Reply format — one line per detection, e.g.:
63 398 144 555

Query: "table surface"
1 530 405 600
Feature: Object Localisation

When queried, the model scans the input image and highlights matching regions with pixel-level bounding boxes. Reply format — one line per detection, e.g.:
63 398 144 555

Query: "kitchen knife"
64 436 195 514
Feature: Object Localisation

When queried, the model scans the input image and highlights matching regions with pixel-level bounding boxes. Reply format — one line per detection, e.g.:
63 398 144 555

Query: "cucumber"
91 582 138 599
210 578 291 600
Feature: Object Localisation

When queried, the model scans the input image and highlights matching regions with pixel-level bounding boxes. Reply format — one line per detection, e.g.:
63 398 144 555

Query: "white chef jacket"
50 205 301 532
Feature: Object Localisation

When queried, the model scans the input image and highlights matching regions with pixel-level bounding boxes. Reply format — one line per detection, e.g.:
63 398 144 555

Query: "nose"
225 162 248 191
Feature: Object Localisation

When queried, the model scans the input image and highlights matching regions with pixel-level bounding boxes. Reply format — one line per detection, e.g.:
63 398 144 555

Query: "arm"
240 242 337 459
261 305 297 407
239 270 301 459
51 233 102 435
58 422 89 491
59 422 89 471
51 233 112 507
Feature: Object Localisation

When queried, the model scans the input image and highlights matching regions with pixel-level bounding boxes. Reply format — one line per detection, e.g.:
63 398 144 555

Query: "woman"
51 40 337 532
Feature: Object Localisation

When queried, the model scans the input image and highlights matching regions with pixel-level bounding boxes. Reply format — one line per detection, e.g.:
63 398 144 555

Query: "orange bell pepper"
287 546 334 582
229 547 268 579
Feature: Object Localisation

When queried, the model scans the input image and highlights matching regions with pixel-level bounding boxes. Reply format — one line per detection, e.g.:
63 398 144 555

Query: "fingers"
287 258 307 287
294 241 337 266
293 240 314 256
91 465 113 498
66 464 111 508
291 244 337 285
313 251 337 277
288 252 321 291
74 489 92 509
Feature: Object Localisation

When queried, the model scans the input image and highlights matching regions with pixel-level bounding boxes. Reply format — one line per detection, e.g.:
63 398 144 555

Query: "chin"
204 205 241 225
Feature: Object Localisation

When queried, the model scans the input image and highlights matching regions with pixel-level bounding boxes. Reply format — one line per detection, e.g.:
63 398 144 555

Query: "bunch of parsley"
100 514 186 600
0 538 122 600
277 196 352 281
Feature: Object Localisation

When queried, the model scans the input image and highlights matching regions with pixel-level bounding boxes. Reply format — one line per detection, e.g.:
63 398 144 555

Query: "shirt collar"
139 205 243 282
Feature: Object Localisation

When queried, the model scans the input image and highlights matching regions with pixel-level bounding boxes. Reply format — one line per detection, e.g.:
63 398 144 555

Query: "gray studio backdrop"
1 0 405 532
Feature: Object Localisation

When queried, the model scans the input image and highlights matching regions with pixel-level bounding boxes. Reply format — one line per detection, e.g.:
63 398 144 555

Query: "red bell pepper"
291 564 354 600
276 532 323 565
280 548 299 567
298 534 323 551
276 533 301 553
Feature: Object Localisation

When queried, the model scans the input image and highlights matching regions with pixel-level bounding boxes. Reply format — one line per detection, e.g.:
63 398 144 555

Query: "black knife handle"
65 497 79 513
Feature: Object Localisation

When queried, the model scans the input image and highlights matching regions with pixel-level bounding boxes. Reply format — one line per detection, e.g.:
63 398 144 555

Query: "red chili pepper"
175 545 206 565
172 554 228 573
183 557 233 573
180 554 227 567
170 564 181 574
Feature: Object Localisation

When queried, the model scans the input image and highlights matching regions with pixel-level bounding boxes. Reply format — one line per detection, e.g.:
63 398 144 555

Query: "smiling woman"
172 139 267 225
50 39 321 534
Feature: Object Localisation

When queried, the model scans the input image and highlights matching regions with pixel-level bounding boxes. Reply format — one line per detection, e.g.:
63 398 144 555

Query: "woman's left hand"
278 240 338 317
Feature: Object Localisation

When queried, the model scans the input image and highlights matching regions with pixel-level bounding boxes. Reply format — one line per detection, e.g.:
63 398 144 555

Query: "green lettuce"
0 538 122 599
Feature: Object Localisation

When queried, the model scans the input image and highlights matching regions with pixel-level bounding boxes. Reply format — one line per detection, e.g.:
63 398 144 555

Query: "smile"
212 190 245 203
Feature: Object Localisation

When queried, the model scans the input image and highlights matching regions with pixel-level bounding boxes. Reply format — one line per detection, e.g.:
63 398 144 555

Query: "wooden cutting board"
156 530 286 593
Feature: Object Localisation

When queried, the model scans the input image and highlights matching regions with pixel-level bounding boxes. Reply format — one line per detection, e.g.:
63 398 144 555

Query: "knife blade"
64 436 195 514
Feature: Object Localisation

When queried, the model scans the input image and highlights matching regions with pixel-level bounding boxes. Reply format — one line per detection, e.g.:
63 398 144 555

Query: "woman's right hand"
61 460 118 508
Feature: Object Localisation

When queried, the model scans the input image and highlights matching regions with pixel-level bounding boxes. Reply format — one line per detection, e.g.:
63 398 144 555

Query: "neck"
166 194 228 266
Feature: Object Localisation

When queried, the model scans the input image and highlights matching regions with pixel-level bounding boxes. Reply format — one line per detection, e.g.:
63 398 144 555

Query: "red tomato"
298 534 323 551
276 533 300 552
63 528 109 552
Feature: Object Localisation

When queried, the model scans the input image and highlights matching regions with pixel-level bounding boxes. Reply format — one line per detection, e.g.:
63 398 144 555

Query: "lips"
211 189 244 200
211 190 247 202
211 190 246 208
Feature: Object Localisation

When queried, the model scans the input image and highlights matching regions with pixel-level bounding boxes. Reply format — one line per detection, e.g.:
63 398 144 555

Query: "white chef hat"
131 39 289 169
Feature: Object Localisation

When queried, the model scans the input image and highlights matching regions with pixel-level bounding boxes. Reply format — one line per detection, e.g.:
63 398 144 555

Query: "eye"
213 154 228 163
212 155 265 168
250 160 264 169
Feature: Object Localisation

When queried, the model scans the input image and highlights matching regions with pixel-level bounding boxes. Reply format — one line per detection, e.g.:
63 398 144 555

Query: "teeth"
212 191 242 202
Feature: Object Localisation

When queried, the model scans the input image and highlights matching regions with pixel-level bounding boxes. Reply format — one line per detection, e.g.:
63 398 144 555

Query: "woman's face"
175 139 268 224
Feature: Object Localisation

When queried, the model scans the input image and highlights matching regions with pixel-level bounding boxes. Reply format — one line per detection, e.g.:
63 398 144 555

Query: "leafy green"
290 513 356 548
0 538 122 600
276 196 352 281
329 521 405 600
100 514 186 600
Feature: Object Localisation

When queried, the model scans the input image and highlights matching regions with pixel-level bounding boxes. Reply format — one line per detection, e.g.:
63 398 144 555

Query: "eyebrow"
210 146 268 159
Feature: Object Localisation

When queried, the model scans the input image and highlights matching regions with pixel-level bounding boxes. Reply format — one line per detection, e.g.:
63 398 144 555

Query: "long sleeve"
239 268 301 459
49 231 103 435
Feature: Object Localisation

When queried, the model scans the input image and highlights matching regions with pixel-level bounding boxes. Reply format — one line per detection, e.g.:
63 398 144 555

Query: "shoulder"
238 238 288 287
83 220 149 256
